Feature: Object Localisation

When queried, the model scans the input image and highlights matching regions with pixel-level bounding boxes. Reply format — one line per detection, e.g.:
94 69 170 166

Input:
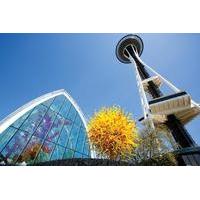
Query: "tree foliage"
134 124 178 166
88 106 139 161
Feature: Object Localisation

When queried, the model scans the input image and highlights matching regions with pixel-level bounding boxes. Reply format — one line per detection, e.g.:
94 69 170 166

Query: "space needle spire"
116 34 200 165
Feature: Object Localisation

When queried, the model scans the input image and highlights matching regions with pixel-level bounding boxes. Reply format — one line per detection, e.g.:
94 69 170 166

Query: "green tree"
134 124 178 166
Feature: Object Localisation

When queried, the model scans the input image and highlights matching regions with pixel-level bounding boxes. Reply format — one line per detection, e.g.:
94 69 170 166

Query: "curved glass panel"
0 94 91 165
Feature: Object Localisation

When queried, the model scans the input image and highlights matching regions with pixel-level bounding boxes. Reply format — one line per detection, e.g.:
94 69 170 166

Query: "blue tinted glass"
74 114 82 127
12 110 32 128
0 94 91 163
67 106 77 122
57 123 72 147
82 154 89 158
75 128 85 153
74 152 83 158
51 145 65 161
67 124 80 149
0 127 17 152
1 130 31 162
42 97 54 107
59 99 71 117
50 95 65 113
83 139 90 155
46 115 65 143
63 149 74 159
35 141 55 163
34 109 56 139
17 136 43 164
20 105 48 134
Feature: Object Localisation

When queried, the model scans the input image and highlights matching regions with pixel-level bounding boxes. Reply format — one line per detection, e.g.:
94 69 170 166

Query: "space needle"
116 34 200 165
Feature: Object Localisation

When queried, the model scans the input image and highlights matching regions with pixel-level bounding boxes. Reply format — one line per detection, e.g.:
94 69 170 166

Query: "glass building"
0 89 91 165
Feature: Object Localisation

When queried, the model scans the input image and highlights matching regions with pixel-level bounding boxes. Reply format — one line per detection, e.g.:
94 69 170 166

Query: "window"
83 139 90 156
75 128 85 153
42 97 54 107
0 93 91 164
67 124 80 150
57 123 72 147
35 141 55 163
74 152 82 158
34 109 56 139
74 114 82 128
0 127 17 152
46 115 65 143
67 106 77 122
1 129 31 162
50 145 65 160
20 105 48 134
59 99 71 117
17 136 43 164
50 95 65 113
12 110 32 129
63 149 74 159
82 154 89 158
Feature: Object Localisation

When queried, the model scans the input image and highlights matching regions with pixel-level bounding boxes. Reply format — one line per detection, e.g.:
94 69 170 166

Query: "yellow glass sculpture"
88 106 139 160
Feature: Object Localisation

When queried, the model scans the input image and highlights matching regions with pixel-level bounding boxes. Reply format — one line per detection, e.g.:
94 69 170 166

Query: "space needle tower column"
116 35 200 165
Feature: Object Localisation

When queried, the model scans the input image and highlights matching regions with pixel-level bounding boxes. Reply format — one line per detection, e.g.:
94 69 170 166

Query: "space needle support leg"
134 52 200 110
125 48 155 130
134 52 180 93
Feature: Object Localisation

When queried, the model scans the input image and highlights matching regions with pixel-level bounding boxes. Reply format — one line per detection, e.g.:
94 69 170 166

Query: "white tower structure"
116 34 200 165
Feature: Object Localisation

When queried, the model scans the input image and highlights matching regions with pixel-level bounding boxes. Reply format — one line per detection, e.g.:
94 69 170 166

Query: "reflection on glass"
0 94 90 164
75 128 85 153
63 149 74 159
20 105 47 134
60 100 71 117
74 151 83 158
57 123 72 147
12 110 32 129
50 95 65 113
0 127 17 152
51 145 65 160
67 106 77 122
18 136 43 163
2 130 31 161
35 141 55 163
67 124 80 149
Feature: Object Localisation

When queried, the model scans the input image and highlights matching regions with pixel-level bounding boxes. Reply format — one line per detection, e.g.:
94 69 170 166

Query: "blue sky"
0 33 199 144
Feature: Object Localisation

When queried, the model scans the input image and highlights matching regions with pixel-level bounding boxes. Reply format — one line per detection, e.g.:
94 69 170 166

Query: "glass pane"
42 97 54 107
12 110 32 128
50 95 65 113
67 124 80 149
67 106 77 122
82 154 89 158
35 141 55 163
83 139 90 155
57 123 72 147
75 128 85 153
0 127 17 152
34 109 56 139
20 105 48 134
46 115 65 143
50 145 65 161
59 99 71 117
1 130 32 162
74 114 82 127
63 149 74 159
74 151 83 158
17 136 43 164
